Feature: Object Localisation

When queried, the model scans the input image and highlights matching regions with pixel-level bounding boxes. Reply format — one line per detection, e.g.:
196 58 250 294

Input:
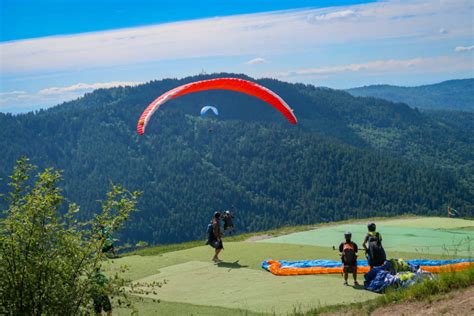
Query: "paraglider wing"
200 106 219 117
137 78 297 135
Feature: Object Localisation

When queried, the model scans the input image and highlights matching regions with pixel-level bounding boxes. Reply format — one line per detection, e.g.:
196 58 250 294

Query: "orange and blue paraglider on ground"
262 258 474 276
262 258 473 293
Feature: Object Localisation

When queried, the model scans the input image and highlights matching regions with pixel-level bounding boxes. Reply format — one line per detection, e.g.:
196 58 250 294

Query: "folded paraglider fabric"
363 259 434 293
261 258 473 276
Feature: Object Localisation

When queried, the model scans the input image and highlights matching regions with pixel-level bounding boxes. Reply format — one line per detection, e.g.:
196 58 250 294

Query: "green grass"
125 215 422 257
260 217 474 256
108 242 344 280
115 295 267 316
122 260 379 315
378 217 474 229
105 242 446 314
107 241 444 280
125 226 318 257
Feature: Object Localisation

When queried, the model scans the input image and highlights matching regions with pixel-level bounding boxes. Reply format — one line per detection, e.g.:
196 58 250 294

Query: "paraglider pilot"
206 211 224 263
339 231 359 286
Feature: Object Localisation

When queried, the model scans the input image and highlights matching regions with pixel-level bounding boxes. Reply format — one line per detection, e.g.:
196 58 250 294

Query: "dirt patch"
323 286 474 316
245 234 272 242
371 287 474 316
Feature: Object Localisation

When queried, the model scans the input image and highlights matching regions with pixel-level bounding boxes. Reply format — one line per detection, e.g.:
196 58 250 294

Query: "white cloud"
306 9 356 23
279 56 472 78
245 57 267 65
38 81 143 95
0 0 472 75
0 81 143 113
454 45 474 52
0 91 28 97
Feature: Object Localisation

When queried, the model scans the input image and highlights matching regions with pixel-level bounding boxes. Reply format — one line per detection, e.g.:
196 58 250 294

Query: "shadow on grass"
217 260 249 269
352 284 366 290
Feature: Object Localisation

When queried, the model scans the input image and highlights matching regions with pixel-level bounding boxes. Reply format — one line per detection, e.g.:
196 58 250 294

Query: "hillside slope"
0 74 473 244
346 78 474 111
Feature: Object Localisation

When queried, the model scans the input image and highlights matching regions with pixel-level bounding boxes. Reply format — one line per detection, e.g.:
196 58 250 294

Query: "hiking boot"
354 281 360 286
343 281 348 286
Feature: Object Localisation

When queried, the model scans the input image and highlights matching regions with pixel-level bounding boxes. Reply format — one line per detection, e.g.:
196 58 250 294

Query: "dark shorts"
208 239 223 249
93 295 112 313
102 244 114 253
343 265 357 273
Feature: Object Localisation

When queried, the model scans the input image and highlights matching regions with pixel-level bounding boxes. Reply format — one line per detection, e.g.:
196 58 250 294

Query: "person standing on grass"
207 211 224 262
223 210 235 235
362 222 386 269
339 231 359 286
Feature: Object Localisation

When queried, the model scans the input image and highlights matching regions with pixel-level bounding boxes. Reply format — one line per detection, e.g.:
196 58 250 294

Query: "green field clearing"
374 217 473 229
260 217 474 256
107 240 443 280
115 296 266 316
109 217 473 315
125 261 378 314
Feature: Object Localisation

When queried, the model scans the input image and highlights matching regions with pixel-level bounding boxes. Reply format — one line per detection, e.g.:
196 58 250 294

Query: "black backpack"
206 223 214 240
368 233 386 266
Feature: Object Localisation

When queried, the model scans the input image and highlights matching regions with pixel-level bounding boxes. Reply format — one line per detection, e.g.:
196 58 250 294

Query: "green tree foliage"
0 158 140 315
0 74 472 245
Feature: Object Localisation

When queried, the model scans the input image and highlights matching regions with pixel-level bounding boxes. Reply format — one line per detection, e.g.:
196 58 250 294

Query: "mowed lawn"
110 217 473 315
261 217 474 257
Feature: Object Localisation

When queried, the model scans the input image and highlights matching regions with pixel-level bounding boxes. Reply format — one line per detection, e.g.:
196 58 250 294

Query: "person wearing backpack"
206 211 224 263
339 231 359 286
223 210 235 235
362 222 386 269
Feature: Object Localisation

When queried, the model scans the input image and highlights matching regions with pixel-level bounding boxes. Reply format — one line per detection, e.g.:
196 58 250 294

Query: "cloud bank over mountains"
1 0 472 112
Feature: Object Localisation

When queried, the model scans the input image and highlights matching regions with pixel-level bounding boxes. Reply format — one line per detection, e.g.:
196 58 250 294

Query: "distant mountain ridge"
346 79 474 111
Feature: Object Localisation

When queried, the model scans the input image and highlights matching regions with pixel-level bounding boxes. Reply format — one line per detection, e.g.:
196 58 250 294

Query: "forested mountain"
0 73 472 245
346 79 474 111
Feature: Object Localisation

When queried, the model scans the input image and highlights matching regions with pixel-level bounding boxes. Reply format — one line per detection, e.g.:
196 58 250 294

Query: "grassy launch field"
109 216 473 315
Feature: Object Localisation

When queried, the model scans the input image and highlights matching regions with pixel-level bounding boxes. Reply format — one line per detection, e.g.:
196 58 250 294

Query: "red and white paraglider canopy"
137 77 297 135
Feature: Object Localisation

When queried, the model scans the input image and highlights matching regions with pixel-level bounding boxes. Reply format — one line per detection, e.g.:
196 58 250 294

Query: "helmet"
214 211 221 219
344 231 352 239
368 222 376 232
225 210 230 214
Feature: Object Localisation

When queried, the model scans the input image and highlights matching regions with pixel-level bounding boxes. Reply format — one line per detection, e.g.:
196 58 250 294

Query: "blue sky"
0 0 473 112
1 0 374 41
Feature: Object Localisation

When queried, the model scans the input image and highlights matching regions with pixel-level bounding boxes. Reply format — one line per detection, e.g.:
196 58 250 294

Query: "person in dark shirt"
339 231 359 286
223 210 235 235
98 224 116 258
362 222 386 269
